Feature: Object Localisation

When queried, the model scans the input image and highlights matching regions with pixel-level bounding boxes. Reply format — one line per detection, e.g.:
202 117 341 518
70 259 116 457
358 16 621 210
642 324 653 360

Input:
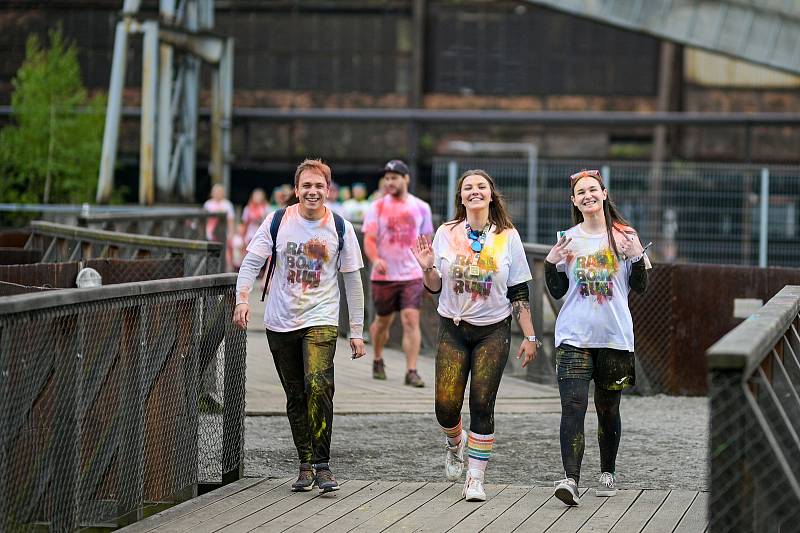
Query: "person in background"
271 184 293 211
363 160 433 387
343 182 370 223
327 181 345 217
240 188 270 257
203 183 235 270
369 177 387 202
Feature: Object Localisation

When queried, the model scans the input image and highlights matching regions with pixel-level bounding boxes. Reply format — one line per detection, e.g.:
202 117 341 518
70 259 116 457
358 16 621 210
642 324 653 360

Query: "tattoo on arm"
512 300 530 322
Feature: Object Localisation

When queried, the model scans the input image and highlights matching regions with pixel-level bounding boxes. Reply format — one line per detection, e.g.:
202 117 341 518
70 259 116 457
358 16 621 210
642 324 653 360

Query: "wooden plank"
415 484 507 532
250 481 374 531
160 478 292 532
324 481 426 533
213 480 351 532
641 491 700 533
481 487 552 531
186 479 298 533
350 482 451 533
514 488 591 533
383 483 465 532
672 492 708 533
579 489 641 533
548 487 611 532
610 490 670 533
282 481 400 533
447 485 529 532
118 477 268 532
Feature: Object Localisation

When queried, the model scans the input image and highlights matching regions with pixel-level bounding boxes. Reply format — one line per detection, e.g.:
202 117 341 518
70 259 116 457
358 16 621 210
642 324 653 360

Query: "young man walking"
233 159 366 493
362 159 434 387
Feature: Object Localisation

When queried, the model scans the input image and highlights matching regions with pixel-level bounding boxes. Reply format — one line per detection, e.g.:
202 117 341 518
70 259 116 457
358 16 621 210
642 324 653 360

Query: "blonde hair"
294 158 332 187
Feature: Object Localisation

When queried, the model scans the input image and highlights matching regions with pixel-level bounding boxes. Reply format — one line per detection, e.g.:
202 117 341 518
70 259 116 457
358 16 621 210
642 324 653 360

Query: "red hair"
294 159 332 187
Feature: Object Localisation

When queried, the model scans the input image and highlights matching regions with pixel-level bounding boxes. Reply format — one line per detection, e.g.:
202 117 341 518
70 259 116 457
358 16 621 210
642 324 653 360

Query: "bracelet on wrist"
423 265 435 272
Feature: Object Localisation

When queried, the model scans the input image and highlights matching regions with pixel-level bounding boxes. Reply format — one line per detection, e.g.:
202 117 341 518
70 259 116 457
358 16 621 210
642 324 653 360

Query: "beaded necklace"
465 221 491 254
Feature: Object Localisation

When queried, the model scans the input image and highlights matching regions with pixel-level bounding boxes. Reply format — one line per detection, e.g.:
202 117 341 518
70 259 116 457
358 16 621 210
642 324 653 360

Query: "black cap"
383 159 410 176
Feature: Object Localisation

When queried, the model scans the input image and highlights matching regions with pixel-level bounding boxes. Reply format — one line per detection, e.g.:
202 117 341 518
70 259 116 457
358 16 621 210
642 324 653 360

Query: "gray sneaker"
291 463 314 492
596 472 617 497
313 464 339 493
373 359 386 380
554 477 580 506
405 370 425 388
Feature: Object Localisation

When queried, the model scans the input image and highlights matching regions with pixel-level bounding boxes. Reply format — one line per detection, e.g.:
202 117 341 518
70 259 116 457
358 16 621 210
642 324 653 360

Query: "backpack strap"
333 212 346 269
261 208 286 302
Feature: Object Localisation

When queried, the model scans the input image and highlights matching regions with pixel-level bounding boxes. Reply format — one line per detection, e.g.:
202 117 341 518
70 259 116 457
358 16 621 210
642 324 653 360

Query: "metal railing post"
759 167 769 268
446 160 458 221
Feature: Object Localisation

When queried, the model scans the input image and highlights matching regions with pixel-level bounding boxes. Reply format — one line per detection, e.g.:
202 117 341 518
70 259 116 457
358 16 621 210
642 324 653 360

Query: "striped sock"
467 432 494 473
441 419 463 447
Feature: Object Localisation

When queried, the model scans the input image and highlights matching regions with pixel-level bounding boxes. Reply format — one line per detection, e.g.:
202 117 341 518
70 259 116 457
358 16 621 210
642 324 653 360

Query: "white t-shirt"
554 224 638 351
246 205 364 332
432 222 531 326
362 194 434 282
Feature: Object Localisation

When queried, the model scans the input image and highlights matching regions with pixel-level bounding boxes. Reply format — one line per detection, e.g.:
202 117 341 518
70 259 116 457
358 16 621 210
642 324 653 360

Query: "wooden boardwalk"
121 477 707 533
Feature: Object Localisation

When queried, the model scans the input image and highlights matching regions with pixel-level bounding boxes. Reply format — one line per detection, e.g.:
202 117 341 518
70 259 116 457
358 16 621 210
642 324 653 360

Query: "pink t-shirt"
362 194 434 281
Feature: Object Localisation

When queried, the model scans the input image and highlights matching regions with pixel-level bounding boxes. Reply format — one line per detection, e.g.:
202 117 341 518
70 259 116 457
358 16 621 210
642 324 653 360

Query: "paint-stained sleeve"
235 251 268 305
629 257 648 294
361 200 378 237
342 270 364 338
419 200 434 236
507 229 533 286
545 260 569 299
339 220 365 273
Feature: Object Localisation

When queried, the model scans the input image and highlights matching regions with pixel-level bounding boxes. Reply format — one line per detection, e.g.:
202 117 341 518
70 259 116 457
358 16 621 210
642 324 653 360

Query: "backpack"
260 208 346 301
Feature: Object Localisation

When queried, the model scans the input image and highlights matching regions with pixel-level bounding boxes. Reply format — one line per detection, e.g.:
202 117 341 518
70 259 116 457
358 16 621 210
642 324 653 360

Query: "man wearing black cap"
362 160 434 386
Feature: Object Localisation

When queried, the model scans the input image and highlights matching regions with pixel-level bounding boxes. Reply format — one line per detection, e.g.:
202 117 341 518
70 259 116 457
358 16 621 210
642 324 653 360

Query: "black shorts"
555 343 635 391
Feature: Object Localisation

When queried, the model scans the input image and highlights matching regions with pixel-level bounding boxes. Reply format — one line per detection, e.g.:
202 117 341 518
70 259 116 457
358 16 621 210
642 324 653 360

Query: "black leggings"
559 379 622 483
435 316 511 435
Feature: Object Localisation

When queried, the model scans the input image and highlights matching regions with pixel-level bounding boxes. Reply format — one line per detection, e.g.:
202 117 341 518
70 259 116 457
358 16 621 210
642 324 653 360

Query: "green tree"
0 28 106 205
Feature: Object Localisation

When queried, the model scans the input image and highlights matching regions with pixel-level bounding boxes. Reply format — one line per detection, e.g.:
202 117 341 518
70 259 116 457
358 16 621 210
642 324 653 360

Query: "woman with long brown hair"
411 169 540 501
545 169 650 506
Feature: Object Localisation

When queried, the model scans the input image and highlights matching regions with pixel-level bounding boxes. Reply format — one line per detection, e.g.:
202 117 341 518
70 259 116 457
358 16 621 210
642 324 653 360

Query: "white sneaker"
596 472 617 497
554 476 580 506
463 469 486 502
444 430 467 481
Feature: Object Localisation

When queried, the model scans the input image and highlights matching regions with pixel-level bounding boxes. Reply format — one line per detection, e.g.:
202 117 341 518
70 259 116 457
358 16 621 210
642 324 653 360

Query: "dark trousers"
434 316 511 435
266 325 338 465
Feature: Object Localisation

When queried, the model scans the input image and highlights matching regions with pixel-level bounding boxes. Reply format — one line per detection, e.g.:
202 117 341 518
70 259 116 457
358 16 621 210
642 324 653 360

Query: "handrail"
0 273 237 315
707 285 800 374
78 211 224 223
29 220 221 252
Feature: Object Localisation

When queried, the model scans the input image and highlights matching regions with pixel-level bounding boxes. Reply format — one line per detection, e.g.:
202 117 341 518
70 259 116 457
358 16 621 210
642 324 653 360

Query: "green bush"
0 28 106 205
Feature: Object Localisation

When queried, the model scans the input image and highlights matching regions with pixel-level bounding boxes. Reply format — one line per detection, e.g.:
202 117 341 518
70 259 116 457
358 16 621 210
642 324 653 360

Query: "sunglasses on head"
570 169 602 181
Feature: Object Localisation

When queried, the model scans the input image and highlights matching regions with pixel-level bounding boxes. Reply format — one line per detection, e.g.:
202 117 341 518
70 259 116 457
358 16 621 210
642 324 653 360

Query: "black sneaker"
313 464 339 493
373 359 386 380
291 463 314 492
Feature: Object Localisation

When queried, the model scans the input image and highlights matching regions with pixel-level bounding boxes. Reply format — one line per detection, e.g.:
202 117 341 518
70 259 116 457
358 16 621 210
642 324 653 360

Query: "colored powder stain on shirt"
285 238 329 291
572 247 619 303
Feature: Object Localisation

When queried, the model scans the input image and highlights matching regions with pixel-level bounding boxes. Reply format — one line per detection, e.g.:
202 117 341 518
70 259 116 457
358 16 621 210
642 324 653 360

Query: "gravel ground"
245 394 708 491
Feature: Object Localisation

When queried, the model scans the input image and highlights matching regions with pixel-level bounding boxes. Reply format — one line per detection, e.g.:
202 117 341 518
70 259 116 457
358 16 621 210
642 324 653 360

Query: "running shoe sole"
555 486 580 506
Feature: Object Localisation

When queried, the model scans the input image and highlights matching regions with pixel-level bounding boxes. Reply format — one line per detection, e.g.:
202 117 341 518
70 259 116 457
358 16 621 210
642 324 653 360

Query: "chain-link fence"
707 285 800 532
0 274 246 531
432 157 800 267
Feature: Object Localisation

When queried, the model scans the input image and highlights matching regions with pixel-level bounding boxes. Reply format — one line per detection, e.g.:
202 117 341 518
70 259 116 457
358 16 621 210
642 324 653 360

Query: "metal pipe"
759 167 770 267
96 19 131 203
140 21 159 205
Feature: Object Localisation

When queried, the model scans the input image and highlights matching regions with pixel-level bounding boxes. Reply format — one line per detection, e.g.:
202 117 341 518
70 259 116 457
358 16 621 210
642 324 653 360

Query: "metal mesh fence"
0 275 246 531
432 157 800 266
708 292 800 532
